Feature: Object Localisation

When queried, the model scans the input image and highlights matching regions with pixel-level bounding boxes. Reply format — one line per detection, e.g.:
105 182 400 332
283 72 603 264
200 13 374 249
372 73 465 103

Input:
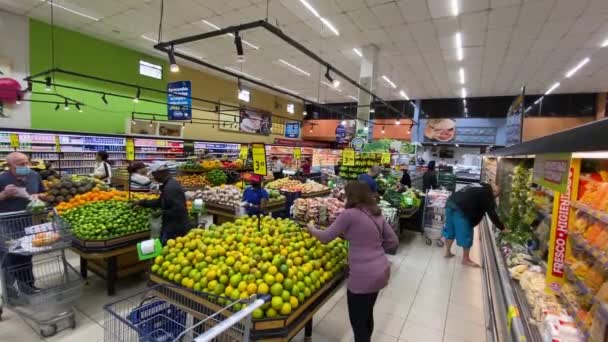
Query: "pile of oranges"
55 188 157 214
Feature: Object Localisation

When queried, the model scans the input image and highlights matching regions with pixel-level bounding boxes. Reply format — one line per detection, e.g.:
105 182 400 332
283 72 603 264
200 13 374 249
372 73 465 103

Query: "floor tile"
444 316 486 341
399 320 444 342
374 312 406 338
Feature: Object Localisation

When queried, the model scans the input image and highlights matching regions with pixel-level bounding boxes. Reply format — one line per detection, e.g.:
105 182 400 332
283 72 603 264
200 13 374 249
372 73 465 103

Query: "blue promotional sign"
335 124 346 143
167 81 192 120
284 121 300 138
350 137 366 152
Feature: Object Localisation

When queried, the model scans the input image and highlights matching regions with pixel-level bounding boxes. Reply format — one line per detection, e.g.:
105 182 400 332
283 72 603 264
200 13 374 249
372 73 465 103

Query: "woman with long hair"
306 181 399 342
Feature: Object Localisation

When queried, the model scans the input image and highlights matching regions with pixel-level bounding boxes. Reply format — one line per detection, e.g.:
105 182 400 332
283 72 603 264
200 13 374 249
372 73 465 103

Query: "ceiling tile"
548 0 589 20
427 0 452 19
335 0 367 12
433 17 459 38
397 0 432 23
371 2 405 28
386 24 415 42
460 11 489 33
461 0 491 13
488 4 519 29
348 7 382 31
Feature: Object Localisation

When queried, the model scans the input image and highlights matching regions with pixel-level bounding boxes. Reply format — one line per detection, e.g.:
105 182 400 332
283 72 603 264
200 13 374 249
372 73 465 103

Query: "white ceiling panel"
488 4 519 30
397 0 432 23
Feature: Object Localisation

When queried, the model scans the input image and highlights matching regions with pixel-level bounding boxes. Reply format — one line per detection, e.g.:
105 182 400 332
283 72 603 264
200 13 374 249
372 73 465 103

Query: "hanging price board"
9 133 19 149
54 135 61 153
342 148 355 166
251 143 267 175
126 138 135 161
239 145 249 159
381 153 391 164
293 147 301 160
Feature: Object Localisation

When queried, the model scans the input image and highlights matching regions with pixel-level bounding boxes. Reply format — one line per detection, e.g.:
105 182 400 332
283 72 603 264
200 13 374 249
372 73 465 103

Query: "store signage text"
342 148 355 166
251 143 267 176
284 122 300 139
550 167 573 278
533 153 571 193
544 160 569 184
167 80 192 120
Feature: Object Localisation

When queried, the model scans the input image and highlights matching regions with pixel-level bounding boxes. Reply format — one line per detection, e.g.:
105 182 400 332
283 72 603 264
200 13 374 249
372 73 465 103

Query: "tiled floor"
1 231 487 342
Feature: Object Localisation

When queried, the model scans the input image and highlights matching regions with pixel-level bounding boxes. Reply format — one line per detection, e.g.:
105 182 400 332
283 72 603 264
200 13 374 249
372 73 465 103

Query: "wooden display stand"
149 270 346 341
71 231 150 295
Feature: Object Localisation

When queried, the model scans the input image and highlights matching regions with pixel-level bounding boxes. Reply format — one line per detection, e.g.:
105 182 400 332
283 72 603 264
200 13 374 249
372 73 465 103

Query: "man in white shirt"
271 156 284 180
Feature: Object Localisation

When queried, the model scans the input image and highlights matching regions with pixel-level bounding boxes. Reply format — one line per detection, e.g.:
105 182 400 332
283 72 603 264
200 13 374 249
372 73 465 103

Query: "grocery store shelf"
572 200 608 224
569 233 607 265
558 285 592 340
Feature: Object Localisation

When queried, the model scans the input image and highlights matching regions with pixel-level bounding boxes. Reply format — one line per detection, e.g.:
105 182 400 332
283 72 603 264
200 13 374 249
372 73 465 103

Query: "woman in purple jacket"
307 181 399 342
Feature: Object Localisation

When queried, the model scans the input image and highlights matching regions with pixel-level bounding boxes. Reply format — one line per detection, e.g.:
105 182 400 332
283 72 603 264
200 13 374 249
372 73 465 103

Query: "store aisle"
1 232 486 342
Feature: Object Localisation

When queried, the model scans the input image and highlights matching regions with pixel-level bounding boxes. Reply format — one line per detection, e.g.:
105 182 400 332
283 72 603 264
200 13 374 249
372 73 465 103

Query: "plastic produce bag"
26 198 46 214
149 211 162 239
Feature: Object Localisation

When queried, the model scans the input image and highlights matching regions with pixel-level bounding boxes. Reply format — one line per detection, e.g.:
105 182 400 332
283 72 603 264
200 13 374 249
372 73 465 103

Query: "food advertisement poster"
423 119 456 142
167 81 192 120
533 153 571 193
505 93 524 146
335 120 356 143
219 107 272 135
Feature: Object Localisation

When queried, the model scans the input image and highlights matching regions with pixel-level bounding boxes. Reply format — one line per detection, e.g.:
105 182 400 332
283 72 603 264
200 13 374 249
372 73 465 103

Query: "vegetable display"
40 175 105 206
176 174 210 187
499 165 536 246
207 169 228 186
293 197 344 225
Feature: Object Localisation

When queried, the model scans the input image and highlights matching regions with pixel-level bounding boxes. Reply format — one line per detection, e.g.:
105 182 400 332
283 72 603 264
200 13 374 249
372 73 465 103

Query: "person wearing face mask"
0 152 45 296
135 161 190 244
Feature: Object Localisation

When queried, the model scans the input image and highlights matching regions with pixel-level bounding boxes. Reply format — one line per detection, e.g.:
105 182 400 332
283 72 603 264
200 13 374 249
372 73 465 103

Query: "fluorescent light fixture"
273 85 299 95
225 67 262 81
382 75 397 89
278 59 311 76
348 95 358 101
534 97 543 105
41 0 99 21
601 39 608 48
455 32 463 61
299 0 340 36
287 103 295 114
462 99 466 105
321 81 342 92
572 152 608 159
320 18 340 36
353 48 363 57
461 88 467 98
399 90 409 100
545 82 560 95
459 68 465 84
201 20 259 49
451 0 459 16
565 57 590 78
238 89 250 102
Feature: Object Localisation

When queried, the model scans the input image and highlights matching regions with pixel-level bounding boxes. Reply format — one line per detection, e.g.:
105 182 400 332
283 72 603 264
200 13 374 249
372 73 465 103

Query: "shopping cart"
421 189 452 247
104 284 270 342
0 209 83 337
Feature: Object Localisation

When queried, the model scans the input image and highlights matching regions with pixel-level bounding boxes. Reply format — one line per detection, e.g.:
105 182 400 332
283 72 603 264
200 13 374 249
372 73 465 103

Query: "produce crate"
300 189 331 198
70 230 151 252
148 269 346 341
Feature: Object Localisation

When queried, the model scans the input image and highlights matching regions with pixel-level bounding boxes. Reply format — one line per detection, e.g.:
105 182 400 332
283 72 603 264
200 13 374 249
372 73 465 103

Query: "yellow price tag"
342 148 355 166
239 145 249 160
9 133 19 149
381 153 391 164
507 305 519 331
54 136 61 153
251 143 267 176
126 138 135 161
293 148 301 160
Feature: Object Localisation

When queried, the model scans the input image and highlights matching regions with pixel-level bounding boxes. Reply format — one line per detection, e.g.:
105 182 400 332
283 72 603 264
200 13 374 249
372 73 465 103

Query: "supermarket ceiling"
3 0 608 103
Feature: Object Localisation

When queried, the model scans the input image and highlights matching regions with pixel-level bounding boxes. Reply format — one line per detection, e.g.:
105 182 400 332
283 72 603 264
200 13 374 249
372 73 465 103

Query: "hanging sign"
9 133 19 149
251 143 267 175
381 153 391 165
545 159 580 294
239 145 249 160
533 153 571 193
54 136 61 153
126 138 135 161
342 148 355 166
167 80 192 120
284 122 300 139
350 137 366 152
293 148 301 160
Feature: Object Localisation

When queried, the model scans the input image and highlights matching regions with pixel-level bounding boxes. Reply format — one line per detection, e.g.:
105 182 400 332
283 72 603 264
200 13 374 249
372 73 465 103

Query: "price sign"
126 138 135 161
251 143 267 175
239 145 249 160
54 135 61 153
293 147 301 160
342 148 355 166
9 133 19 149
381 153 391 165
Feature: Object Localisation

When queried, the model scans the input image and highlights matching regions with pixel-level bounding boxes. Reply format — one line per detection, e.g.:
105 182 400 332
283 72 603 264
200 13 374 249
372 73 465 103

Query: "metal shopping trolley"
104 284 270 342
0 209 83 337
421 189 452 247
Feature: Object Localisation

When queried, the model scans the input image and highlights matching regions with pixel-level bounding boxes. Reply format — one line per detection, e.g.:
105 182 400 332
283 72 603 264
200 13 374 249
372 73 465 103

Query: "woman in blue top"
242 175 269 216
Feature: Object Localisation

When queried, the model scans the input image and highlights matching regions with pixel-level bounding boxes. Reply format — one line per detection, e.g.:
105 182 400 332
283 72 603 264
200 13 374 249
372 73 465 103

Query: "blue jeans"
442 203 473 249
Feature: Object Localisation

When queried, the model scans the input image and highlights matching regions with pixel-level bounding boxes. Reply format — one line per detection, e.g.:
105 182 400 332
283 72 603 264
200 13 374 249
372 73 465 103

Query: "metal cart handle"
193 296 270 342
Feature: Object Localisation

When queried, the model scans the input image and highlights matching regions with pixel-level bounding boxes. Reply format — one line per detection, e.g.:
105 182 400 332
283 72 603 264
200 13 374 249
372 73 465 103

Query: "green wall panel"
29 19 168 134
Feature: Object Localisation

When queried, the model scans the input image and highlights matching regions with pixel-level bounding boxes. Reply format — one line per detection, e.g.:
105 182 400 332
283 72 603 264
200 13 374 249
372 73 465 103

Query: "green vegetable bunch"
207 169 228 186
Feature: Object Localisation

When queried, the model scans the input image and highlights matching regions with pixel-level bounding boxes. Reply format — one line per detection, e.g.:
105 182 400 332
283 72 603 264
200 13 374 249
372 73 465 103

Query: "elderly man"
0 152 45 295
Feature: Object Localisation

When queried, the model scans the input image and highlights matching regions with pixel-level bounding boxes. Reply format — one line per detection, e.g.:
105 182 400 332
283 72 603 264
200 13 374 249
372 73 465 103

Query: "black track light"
76 103 82 112
45 77 52 91
54 103 60 111
169 45 179 73
101 93 108 105
234 31 244 62
133 88 141 103
324 67 340 88
64 99 69 110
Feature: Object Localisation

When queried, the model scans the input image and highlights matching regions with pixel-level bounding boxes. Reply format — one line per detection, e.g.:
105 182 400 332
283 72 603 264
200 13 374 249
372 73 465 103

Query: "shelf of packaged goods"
55 167 95 170
134 151 185 154
134 145 183 148
572 201 608 225
558 287 592 340
569 233 608 267
564 265 591 296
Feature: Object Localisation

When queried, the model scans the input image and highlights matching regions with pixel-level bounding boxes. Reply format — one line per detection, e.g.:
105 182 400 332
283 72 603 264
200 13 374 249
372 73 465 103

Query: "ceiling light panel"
321 81 342 92
455 32 463 61
278 59 311 76
461 88 467 98
40 0 100 21
564 57 590 78
382 75 397 89
353 48 363 57
545 82 560 95
451 0 459 16
298 0 340 36
399 90 409 100
459 68 465 84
